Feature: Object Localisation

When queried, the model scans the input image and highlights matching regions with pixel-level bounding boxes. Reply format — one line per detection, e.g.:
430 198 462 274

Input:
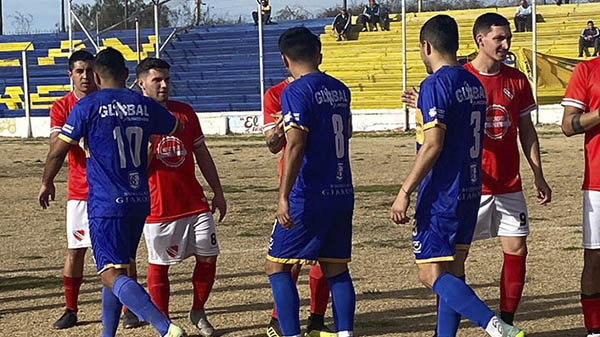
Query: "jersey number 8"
332 114 345 159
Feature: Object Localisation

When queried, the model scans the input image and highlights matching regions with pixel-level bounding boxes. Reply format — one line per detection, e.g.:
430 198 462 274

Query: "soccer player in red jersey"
136 58 227 337
263 77 334 337
404 13 551 335
48 50 99 329
561 56 600 337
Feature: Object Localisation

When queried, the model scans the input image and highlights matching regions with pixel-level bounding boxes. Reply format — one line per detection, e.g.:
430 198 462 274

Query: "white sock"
485 316 502 337
337 331 354 337
588 334 600 337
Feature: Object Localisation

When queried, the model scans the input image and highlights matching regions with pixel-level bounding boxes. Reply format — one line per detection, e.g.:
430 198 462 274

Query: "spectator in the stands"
357 0 382 32
514 0 532 32
332 9 351 41
578 20 600 57
253 0 274 26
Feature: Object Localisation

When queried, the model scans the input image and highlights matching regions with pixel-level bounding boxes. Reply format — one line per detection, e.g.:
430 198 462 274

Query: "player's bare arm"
39 139 73 209
402 87 419 109
518 115 552 205
194 143 227 222
265 113 286 154
277 127 307 229
562 105 600 136
391 126 445 224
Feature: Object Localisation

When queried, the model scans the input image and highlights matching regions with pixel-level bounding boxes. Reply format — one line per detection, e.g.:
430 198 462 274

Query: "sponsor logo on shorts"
129 172 140 190
336 163 344 181
166 245 179 258
412 240 422 254
157 136 187 168
73 229 86 241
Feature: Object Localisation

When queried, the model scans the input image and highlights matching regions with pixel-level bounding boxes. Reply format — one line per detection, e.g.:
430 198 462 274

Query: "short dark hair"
588 20 594 25
93 47 127 80
68 50 94 71
136 57 171 78
419 15 459 55
278 27 321 62
472 13 510 44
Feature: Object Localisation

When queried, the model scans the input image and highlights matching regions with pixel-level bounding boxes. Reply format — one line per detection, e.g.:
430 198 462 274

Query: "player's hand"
402 87 419 109
534 176 552 205
390 189 411 224
38 183 56 209
276 198 294 229
211 192 227 222
271 113 285 134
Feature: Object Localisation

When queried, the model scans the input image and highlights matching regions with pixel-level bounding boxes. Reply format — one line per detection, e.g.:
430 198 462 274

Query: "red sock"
63 276 83 312
147 264 170 318
272 266 301 319
582 295 600 332
309 265 330 315
500 252 527 313
192 261 216 311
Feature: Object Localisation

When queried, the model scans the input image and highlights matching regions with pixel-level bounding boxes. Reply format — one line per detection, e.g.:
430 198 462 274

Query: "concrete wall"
0 105 565 138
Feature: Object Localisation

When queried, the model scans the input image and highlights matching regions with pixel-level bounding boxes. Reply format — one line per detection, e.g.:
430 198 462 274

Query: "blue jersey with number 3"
281 72 353 202
59 88 177 218
415 65 486 219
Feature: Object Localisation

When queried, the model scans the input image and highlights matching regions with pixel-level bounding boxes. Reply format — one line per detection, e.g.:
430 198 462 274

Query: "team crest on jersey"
73 229 85 241
157 136 187 168
166 245 179 258
503 88 514 100
484 104 511 140
128 172 141 190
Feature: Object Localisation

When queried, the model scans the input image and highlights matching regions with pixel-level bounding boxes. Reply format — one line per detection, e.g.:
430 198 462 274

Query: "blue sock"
432 273 494 329
328 270 355 333
101 287 121 337
269 271 300 336
112 274 170 336
436 275 465 337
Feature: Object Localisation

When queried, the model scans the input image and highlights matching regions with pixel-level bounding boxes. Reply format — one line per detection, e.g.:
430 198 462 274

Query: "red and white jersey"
464 62 537 195
562 57 600 190
50 91 88 201
146 100 211 223
263 78 290 179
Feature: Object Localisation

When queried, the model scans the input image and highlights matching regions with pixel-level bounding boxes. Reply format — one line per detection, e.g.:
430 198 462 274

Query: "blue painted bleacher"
0 18 331 118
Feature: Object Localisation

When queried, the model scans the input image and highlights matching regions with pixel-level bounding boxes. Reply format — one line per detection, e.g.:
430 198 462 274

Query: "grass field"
0 125 589 336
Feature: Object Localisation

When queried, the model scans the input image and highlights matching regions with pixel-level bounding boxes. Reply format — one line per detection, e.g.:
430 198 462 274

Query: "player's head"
520 0 528 7
588 20 595 29
136 57 171 104
279 27 322 77
473 13 512 63
419 15 459 74
68 50 96 94
369 0 376 5
92 47 128 88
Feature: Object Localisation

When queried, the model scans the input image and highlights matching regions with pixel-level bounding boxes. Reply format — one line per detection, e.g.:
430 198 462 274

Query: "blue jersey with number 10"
415 65 486 219
59 88 178 218
281 72 353 202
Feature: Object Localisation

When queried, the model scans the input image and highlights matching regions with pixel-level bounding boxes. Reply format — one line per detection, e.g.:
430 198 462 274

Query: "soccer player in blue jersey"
38 47 185 337
390 15 526 337
265 27 355 337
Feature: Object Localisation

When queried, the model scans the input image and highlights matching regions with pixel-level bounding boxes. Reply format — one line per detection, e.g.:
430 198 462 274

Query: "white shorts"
66 200 92 249
472 192 529 241
144 212 220 265
583 190 600 249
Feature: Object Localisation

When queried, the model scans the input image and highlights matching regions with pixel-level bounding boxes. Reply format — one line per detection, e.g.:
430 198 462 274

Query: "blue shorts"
412 214 476 264
89 216 146 273
267 198 353 265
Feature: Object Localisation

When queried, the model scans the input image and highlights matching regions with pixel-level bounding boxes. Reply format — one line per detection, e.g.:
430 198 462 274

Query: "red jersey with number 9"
146 100 211 223
464 62 537 195
562 57 600 190
50 91 88 201
263 78 290 179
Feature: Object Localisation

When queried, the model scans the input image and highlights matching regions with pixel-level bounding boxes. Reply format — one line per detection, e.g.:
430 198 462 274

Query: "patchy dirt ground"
0 125 589 336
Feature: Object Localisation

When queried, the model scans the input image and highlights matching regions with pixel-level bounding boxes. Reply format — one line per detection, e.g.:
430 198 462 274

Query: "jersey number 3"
470 111 481 159
113 126 144 168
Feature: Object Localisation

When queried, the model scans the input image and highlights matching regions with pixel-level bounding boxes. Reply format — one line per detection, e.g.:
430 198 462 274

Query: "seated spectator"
579 20 600 57
357 0 382 32
514 0 532 32
253 0 274 26
332 9 351 41
379 5 391 31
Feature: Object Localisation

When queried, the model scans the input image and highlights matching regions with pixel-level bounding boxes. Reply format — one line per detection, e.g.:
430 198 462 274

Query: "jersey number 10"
113 126 144 169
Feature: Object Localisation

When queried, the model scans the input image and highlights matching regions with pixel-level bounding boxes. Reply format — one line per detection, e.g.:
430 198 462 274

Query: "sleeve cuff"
284 122 309 133
58 133 78 145
520 104 537 117
262 122 276 133
561 98 587 111
193 135 206 148
423 120 446 131
168 118 180 136
49 126 63 135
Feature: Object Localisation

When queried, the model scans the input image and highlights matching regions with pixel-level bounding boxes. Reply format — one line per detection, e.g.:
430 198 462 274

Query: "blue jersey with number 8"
59 88 178 218
415 65 486 219
281 72 353 202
